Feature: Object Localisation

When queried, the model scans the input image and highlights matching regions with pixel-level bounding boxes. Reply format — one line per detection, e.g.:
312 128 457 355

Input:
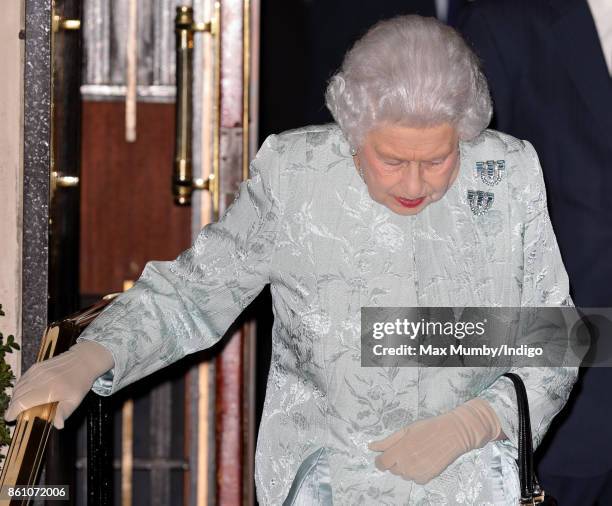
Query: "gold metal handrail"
0 295 119 501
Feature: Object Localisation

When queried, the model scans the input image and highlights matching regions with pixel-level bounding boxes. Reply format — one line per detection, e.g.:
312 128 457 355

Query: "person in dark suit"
459 1 612 503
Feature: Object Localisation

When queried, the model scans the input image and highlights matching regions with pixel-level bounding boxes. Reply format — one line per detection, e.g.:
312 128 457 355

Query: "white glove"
4 340 115 429
368 398 505 484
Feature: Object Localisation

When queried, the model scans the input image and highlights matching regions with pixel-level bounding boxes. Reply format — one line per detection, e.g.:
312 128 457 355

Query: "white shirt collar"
587 0 612 75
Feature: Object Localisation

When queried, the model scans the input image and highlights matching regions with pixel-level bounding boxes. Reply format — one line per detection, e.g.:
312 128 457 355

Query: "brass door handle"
52 172 79 187
52 15 80 32
50 170 79 203
173 4 221 209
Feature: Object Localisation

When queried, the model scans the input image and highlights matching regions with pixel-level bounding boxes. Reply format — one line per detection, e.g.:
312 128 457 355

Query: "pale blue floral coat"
77 124 578 505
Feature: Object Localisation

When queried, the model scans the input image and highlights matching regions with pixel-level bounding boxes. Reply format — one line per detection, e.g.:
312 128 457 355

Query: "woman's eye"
384 160 402 167
425 158 447 170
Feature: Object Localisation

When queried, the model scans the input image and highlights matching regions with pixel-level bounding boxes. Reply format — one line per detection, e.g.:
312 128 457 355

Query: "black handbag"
502 373 558 505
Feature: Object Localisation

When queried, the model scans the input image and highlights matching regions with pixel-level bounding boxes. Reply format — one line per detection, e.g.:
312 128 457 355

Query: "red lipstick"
395 196 425 208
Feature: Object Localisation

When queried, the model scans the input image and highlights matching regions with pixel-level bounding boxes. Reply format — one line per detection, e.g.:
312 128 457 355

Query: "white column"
0 0 25 379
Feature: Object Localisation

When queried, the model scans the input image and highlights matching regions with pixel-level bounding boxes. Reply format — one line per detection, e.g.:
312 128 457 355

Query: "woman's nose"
399 163 425 197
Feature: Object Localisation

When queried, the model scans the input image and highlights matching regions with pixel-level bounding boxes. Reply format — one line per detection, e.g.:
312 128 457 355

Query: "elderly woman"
6 15 576 505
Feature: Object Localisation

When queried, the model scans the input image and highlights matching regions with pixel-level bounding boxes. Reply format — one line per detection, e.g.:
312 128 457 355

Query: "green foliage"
0 304 20 462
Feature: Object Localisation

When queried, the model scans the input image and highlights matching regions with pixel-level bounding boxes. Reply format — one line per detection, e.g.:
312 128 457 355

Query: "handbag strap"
502 372 539 502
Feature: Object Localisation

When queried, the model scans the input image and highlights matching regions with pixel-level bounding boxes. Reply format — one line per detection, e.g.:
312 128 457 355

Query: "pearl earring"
350 146 366 180
350 147 365 179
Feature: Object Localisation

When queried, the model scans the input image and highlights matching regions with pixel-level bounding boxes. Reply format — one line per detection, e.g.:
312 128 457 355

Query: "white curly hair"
325 15 492 148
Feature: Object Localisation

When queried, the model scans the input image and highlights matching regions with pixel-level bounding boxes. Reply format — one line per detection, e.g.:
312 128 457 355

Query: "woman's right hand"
4 340 115 429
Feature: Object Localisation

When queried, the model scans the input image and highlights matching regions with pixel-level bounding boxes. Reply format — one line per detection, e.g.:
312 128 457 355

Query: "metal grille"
75 372 191 506
81 0 207 101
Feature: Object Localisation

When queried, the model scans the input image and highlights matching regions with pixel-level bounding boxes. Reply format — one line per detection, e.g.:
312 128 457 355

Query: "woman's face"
354 123 460 215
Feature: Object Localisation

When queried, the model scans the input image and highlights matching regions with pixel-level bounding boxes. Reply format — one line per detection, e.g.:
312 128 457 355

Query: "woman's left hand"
367 398 504 484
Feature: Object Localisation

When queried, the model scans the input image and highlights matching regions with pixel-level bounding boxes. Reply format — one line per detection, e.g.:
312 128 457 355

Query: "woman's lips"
395 196 425 208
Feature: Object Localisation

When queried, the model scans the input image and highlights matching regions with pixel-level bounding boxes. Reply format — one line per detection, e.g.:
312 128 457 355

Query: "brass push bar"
173 5 221 209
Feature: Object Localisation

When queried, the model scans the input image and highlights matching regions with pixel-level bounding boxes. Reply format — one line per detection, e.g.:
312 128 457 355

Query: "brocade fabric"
77 123 578 505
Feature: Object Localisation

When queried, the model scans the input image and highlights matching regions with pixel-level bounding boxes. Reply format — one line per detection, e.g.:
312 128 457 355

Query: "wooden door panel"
80 101 191 296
